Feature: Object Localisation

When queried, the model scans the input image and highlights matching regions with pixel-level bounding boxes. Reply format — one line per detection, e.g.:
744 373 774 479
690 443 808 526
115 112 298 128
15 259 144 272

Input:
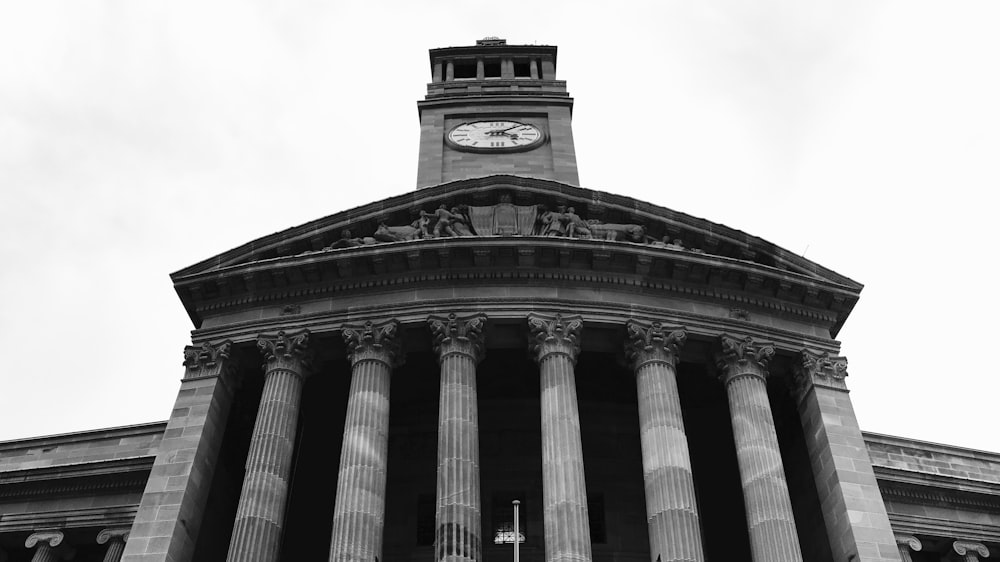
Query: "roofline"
0 420 167 449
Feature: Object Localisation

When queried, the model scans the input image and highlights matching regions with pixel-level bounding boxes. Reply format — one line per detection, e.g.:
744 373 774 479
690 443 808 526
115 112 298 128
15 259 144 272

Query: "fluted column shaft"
227 331 312 562
98 528 129 562
103 539 125 562
626 322 704 562
895 535 921 562
529 313 592 562
429 313 487 562
329 320 403 562
717 335 802 562
31 547 57 562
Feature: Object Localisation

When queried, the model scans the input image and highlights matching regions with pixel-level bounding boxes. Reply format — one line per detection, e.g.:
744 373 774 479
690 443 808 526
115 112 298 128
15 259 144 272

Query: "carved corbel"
953 540 990 562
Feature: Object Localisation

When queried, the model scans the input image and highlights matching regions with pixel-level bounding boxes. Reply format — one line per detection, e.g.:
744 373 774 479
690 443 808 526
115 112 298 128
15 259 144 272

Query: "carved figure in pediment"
451 205 475 236
587 220 646 242
540 205 568 237
564 207 591 238
374 223 421 242
327 229 375 249
431 204 463 237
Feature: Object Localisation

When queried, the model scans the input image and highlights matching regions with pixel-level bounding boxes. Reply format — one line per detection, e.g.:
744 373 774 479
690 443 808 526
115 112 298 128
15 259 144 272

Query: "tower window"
484 60 502 78
492 492 527 544
454 60 477 79
513 60 531 78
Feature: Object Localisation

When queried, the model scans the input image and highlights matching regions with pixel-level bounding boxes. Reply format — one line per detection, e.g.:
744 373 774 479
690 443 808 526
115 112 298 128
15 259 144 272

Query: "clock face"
446 120 545 152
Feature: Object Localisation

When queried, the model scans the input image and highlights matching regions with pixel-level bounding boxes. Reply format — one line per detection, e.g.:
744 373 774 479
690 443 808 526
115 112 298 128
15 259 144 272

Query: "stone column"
625 321 704 562
528 313 592 562
894 535 921 562
953 540 990 562
794 350 900 562
329 320 404 562
428 313 488 562
227 330 312 562
98 529 129 562
716 335 802 562
25 531 66 562
124 340 238 562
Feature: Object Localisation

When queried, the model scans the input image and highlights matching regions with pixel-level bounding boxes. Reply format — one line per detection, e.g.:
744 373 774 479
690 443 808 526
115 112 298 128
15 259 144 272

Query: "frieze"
312 199 698 254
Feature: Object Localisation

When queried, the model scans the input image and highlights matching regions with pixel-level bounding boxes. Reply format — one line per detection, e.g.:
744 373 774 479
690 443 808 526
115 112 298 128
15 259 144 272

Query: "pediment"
171 175 862 332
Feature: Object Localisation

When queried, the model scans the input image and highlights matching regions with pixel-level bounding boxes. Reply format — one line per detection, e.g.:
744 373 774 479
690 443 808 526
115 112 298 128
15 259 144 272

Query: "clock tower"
416 37 580 188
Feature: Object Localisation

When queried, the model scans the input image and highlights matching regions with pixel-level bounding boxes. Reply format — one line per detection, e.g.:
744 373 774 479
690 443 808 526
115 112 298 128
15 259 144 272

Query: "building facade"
1 39 998 562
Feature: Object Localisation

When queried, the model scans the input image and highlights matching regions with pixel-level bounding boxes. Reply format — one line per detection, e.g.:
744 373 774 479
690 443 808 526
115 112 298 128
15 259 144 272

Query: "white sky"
1 1 998 451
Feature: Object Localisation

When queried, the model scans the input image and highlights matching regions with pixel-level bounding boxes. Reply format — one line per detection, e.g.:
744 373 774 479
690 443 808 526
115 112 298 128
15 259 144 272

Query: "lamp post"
513 499 520 562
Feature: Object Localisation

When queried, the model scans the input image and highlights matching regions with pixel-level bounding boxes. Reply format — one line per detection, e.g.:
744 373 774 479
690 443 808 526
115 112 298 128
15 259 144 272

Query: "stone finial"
527 313 583 364
183 340 236 381
96 528 129 544
428 312 487 364
954 540 990 560
715 334 775 385
257 329 313 374
342 319 404 368
25 531 63 549
793 349 849 395
624 320 687 371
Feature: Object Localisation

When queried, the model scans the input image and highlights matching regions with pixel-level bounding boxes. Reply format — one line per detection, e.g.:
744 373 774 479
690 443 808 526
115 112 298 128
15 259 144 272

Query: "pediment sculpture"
317 198 707 254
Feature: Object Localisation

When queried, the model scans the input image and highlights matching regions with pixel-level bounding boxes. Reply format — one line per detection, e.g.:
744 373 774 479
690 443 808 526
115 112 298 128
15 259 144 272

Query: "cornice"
0 456 155 500
886 512 1000 544
189 294 843 356
177 241 847 330
875 466 1000 498
864 431 1000 465
0 421 166 450
0 505 138 534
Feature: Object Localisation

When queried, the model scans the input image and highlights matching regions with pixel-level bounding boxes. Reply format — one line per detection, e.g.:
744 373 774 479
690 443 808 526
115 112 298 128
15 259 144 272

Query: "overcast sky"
2 1 998 451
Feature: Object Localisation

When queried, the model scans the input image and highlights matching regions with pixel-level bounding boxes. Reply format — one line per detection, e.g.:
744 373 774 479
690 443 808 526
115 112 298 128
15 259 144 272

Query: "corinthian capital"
625 320 686 371
257 330 313 375
528 313 583 364
342 319 404 368
716 334 775 385
183 340 236 380
25 530 64 549
428 313 487 363
794 349 849 395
